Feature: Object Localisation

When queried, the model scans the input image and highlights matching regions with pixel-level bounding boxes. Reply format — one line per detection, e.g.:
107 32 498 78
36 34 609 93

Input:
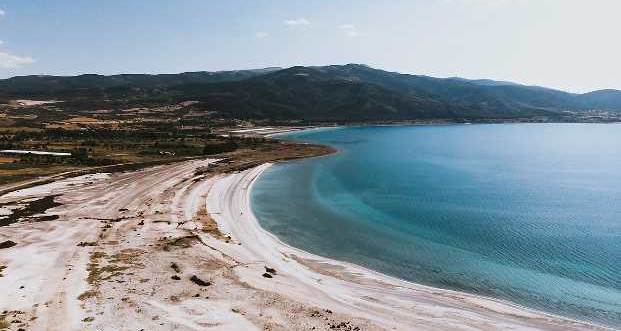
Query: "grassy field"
0 98 334 188
0 126 331 189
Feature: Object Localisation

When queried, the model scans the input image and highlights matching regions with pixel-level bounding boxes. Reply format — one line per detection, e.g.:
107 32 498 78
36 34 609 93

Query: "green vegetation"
0 123 269 185
0 118 332 186
0 64 618 185
1 64 620 122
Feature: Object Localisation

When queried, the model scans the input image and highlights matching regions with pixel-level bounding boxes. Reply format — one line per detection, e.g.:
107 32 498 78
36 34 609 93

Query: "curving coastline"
0 156 614 330
206 163 613 331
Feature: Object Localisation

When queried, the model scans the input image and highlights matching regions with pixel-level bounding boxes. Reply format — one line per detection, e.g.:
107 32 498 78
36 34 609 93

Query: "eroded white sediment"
0 160 612 330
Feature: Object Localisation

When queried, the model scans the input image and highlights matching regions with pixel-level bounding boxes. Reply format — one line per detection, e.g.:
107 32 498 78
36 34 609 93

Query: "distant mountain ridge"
1 64 620 121
0 67 282 94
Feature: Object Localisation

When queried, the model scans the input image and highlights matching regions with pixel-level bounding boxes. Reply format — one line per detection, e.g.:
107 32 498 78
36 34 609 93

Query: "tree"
71 148 89 163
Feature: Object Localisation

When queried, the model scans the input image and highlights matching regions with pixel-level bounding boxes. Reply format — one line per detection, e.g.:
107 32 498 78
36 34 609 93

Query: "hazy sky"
0 0 620 93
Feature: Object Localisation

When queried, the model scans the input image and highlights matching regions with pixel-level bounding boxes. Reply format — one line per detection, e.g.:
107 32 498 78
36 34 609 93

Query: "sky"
0 0 620 93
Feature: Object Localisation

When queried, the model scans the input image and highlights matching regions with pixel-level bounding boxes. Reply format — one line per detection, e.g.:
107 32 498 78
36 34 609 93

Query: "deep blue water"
251 124 621 328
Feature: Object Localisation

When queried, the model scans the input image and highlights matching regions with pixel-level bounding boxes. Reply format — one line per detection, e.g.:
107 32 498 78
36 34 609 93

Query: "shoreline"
207 163 613 330
0 156 615 330
264 126 344 138
259 122 620 329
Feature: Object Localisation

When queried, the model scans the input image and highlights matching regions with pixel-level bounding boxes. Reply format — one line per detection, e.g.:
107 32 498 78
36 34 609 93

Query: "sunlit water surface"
251 124 621 327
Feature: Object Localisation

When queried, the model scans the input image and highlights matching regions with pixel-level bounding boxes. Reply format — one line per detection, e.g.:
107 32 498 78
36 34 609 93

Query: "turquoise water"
251 124 621 328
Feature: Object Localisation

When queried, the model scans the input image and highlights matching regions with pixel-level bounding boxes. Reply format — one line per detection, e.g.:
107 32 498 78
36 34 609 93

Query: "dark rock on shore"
0 240 17 249
190 275 211 286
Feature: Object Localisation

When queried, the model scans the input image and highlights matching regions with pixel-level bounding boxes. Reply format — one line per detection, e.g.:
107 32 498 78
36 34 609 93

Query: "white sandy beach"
0 159 613 330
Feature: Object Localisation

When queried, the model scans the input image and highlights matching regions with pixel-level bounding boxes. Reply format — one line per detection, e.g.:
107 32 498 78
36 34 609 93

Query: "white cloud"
339 24 359 37
284 18 310 26
0 8 5 17
255 31 269 39
0 51 35 69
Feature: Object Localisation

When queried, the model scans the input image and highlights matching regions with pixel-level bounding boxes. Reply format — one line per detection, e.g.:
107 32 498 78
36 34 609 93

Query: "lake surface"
251 124 621 327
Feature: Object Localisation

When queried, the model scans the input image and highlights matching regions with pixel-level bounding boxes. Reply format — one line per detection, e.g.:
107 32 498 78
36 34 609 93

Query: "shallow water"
251 124 621 327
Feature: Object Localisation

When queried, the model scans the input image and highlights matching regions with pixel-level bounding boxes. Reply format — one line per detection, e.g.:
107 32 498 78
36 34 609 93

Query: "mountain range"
1 64 620 122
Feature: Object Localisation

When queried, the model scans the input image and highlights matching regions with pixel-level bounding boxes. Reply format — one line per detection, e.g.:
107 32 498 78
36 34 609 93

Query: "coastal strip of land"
0 157 614 330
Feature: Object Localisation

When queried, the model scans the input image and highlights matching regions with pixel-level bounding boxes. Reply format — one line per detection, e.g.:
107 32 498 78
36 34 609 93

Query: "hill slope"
1 64 620 121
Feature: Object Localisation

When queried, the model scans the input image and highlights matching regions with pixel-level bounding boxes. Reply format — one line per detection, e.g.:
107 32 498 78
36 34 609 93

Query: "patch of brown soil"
160 235 201 251
77 290 98 301
195 207 225 240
